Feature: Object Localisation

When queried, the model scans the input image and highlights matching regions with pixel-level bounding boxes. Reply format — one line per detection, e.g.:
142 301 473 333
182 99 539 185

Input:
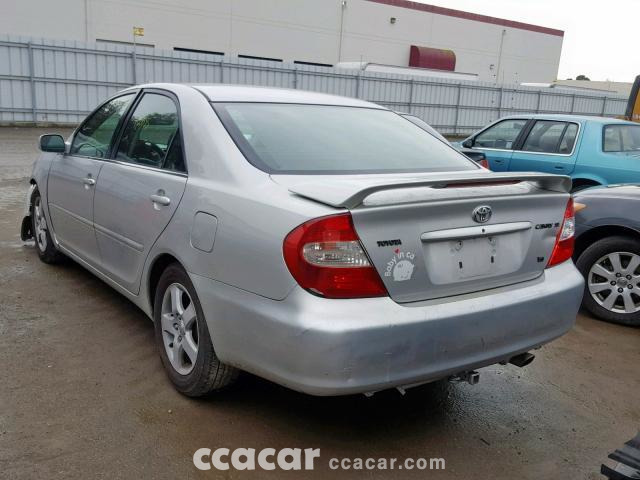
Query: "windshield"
603 124 640 152
214 103 477 174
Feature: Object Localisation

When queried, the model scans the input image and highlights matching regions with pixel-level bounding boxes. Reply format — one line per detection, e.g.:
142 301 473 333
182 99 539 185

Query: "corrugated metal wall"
0 35 628 135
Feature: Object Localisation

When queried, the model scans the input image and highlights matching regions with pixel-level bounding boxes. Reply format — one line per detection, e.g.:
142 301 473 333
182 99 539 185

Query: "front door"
93 91 187 294
47 93 136 267
470 118 530 171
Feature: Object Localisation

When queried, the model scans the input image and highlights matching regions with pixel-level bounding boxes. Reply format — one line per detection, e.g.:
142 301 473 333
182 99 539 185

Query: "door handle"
494 159 504 163
150 194 171 207
83 177 96 187
554 165 565 170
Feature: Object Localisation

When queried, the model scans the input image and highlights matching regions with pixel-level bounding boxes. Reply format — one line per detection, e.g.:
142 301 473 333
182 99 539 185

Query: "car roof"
135 83 384 108
500 113 635 125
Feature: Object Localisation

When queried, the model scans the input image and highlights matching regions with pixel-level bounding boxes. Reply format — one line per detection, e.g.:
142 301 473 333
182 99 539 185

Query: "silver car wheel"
588 251 640 314
160 283 199 375
33 196 48 252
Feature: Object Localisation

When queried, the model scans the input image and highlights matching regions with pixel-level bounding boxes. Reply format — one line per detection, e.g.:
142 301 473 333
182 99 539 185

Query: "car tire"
153 263 239 396
576 236 640 326
31 189 65 264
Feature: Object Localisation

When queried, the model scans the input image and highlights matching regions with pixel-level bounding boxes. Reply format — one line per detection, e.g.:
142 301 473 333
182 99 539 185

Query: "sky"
412 0 638 83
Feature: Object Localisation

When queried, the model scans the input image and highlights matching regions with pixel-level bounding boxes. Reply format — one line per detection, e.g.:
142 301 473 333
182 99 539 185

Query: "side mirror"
39 134 66 153
462 138 474 148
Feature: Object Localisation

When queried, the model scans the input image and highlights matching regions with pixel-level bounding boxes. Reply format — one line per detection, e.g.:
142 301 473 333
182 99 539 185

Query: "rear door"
509 120 580 174
47 93 136 267
470 118 530 171
93 90 187 294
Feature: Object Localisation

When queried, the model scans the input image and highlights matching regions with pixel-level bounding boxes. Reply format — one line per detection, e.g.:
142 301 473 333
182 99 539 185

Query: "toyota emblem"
472 205 492 223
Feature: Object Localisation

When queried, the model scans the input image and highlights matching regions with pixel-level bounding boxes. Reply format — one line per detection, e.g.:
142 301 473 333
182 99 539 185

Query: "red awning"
409 46 456 71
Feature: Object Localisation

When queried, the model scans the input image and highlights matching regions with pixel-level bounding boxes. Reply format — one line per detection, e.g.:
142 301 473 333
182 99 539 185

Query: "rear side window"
115 93 185 172
214 103 476 174
473 119 527 149
521 120 576 154
603 124 640 152
71 94 135 158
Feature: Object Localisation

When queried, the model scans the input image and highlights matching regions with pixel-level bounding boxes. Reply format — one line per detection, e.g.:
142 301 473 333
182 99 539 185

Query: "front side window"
116 93 184 171
71 94 135 158
473 119 528 150
521 120 573 154
603 125 640 152
214 103 476 174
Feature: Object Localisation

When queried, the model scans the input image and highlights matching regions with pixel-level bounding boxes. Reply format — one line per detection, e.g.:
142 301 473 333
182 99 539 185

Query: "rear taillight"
478 158 489 169
547 198 575 267
283 213 388 298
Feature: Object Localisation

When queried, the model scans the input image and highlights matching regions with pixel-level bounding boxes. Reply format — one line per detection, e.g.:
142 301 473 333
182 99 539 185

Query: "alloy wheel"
160 283 199 375
588 251 640 314
33 196 48 252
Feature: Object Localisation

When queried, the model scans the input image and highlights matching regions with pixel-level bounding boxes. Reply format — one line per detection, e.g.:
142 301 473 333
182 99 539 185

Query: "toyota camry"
21 84 583 396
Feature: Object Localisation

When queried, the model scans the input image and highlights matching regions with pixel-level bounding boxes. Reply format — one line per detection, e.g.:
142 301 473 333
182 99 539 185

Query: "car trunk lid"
273 172 571 303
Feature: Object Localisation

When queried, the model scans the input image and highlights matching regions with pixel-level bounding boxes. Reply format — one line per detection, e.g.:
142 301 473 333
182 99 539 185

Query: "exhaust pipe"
509 352 535 368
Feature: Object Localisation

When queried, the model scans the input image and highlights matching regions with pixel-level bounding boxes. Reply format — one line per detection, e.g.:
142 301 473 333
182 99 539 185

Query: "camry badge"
472 205 492 223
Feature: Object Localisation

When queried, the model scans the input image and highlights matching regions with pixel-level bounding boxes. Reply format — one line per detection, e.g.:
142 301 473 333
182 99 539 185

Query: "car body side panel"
574 186 640 236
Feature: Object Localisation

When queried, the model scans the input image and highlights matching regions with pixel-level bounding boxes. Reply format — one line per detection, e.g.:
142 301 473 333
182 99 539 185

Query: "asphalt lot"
0 127 638 479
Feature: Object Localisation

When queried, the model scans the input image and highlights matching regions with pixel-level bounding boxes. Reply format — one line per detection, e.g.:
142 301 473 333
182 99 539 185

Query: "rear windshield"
213 103 477 174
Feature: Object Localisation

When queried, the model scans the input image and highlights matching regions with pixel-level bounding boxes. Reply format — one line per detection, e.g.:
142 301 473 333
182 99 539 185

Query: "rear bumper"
191 261 583 396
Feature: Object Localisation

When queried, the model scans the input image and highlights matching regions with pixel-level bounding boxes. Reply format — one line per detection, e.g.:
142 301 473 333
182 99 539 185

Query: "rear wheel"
31 189 64 264
576 236 640 326
153 263 239 396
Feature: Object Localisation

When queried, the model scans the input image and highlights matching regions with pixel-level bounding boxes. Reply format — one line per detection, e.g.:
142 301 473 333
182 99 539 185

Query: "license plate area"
423 232 526 284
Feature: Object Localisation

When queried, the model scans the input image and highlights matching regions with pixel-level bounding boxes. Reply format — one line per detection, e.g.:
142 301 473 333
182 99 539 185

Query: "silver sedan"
21 84 583 396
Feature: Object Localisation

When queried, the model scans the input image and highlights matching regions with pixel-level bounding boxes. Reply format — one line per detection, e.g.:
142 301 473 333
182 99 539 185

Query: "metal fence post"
407 78 414 113
601 97 607 115
27 42 37 124
131 47 137 85
569 94 575 114
497 86 503 119
293 66 298 89
355 73 361 99
535 90 541 113
453 83 462 136
219 59 224 83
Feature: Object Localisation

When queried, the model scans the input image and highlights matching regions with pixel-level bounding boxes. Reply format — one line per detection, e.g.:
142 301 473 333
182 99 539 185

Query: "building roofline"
366 0 564 37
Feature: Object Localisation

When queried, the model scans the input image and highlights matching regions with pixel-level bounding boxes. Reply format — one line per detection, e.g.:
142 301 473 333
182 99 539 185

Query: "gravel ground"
0 127 638 479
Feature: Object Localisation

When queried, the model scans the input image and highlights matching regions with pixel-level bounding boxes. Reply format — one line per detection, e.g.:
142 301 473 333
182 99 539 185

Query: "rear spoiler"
288 172 571 209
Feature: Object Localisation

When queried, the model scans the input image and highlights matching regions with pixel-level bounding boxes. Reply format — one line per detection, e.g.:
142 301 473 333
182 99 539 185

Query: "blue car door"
468 118 530 171
509 120 580 174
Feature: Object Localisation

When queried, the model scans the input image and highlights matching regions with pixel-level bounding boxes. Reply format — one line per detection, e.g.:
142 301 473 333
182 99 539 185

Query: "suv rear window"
213 103 476 174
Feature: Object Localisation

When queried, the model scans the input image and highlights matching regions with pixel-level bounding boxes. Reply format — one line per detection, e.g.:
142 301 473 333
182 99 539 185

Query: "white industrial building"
3 0 564 83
